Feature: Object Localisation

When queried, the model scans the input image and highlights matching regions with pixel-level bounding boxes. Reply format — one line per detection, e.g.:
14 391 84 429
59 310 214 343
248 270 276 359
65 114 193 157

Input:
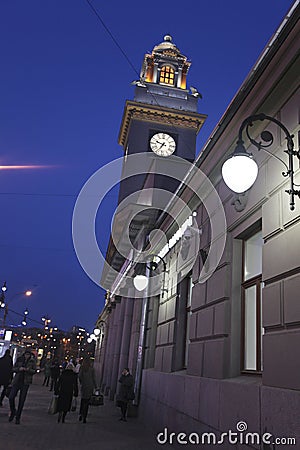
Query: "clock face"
150 132 176 157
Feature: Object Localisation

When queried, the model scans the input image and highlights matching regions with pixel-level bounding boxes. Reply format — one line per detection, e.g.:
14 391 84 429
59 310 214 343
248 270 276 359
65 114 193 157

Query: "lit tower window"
159 66 175 85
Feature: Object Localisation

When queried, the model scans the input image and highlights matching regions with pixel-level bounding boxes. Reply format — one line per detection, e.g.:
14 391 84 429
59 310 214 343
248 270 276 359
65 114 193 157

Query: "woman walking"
78 357 97 423
55 363 78 423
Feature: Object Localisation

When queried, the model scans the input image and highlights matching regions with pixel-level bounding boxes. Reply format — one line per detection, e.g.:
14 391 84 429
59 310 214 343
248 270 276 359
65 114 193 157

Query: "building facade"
95 3 300 447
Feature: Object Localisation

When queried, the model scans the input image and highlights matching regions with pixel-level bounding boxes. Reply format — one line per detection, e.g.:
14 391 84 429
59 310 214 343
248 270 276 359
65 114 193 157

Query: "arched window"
159 66 175 85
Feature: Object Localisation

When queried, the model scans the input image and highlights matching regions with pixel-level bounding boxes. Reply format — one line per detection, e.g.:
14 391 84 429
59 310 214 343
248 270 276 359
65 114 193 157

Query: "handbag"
71 397 77 412
48 395 58 414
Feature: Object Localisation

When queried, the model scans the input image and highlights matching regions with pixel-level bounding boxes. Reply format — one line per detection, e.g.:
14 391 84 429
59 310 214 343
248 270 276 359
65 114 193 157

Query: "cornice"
118 101 207 147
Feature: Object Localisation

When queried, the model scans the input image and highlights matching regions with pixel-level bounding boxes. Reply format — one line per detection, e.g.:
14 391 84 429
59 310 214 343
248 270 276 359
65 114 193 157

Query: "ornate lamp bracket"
238 113 300 210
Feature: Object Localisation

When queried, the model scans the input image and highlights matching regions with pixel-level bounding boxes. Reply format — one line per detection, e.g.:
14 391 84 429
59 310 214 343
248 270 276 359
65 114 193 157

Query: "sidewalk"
0 373 170 450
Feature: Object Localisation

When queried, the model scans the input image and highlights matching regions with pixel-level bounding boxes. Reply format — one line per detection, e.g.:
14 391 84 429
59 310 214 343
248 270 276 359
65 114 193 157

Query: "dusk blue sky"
0 1 295 332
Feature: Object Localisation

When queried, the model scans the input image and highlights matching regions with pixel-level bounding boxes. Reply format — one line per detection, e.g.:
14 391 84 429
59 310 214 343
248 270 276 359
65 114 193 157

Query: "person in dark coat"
117 368 134 422
42 359 51 387
9 350 36 424
78 357 97 423
49 358 60 392
0 349 13 406
55 363 78 423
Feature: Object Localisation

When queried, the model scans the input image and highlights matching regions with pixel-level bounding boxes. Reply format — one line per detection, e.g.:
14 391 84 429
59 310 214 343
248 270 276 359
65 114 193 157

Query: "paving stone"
0 373 178 450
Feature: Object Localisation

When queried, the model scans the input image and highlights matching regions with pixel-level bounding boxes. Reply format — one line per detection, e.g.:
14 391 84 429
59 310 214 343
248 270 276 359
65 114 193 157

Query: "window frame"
159 65 175 86
240 228 263 374
241 274 262 374
183 275 193 369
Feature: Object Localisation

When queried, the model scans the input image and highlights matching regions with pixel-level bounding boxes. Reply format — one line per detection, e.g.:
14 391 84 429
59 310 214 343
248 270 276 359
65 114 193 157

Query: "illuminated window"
159 66 175 85
241 230 263 372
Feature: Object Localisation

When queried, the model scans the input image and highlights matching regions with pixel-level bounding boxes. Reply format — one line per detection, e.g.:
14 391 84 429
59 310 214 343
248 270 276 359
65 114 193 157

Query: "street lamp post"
41 316 52 356
1 288 32 326
22 308 29 326
0 282 7 308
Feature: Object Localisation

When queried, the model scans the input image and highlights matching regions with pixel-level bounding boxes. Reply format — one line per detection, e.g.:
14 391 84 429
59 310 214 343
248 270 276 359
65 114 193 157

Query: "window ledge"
223 374 262 386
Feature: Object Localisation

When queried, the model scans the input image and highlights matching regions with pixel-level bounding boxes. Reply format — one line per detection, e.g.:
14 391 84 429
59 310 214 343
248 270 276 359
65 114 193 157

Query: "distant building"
70 325 87 334
95 3 300 444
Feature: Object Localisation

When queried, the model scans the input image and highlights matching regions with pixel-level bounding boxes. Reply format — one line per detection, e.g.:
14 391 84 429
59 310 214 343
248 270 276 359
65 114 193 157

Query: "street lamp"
42 316 51 327
42 316 56 356
0 282 7 308
21 309 28 326
221 113 300 210
133 254 167 292
2 289 33 326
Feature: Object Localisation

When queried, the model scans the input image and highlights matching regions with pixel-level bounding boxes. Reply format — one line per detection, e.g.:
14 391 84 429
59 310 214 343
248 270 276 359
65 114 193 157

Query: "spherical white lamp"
93 328 100 336
222 151 258 194
133 274 148 291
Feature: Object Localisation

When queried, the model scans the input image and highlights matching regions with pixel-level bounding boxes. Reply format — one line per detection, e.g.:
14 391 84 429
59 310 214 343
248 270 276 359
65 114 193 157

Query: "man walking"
9 350 36 424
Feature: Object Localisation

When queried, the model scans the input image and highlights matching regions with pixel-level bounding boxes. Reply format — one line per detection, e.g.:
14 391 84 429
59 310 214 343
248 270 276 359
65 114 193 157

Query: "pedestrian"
61 360 67 370
0 349 13 406
78 357 97 423
42 358 51 387
73 357 81 395
55 362 78 423
39 355 46 370
49 358 60 392
74 358 81 375
9 350 36 424
117 368 134 422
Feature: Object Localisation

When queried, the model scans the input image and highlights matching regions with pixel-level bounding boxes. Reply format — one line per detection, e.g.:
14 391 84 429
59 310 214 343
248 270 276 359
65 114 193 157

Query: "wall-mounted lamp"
221 113 300 210
147 254 167 273
133 275 149 292
133 254 167 292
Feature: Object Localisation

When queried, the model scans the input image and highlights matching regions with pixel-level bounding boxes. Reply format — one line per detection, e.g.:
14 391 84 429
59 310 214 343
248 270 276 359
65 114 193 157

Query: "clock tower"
104 35 207 292
118 35 207 203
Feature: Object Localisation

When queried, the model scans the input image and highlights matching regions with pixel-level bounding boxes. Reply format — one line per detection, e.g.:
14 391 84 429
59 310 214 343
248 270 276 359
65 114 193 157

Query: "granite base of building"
138 369 300 449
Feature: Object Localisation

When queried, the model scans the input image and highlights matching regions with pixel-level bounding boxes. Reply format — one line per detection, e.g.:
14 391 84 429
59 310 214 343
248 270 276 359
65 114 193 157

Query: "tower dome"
153 35 180 55
139 35 192 90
